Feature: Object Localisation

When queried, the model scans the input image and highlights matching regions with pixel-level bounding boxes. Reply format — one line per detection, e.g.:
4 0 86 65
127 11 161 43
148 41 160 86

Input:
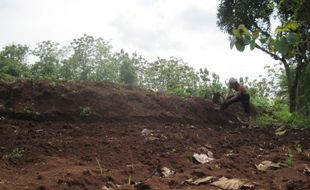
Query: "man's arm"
225 87 232 99
227 86 246 102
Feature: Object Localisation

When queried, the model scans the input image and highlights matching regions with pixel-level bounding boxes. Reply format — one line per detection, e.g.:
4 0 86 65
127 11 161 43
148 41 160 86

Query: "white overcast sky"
0 0 277 81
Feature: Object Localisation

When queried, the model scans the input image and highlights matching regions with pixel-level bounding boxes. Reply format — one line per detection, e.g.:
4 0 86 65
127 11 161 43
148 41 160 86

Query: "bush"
253 114 276 126
289 113 310 127
253 99 310 128
251 96 272 111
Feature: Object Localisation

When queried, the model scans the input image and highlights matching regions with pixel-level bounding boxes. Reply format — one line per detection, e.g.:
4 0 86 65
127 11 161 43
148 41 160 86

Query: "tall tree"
118 50 137 85
0 44 30 79
297 66 310 115
92 38 116 82
217 0 310 112
66 34 96 81
144 57 199 95
32 41 60 79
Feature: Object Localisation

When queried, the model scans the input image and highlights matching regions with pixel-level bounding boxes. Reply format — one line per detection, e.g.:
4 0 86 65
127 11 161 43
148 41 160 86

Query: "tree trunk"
282 61 297 113
288 85 297 112
283 58 304 113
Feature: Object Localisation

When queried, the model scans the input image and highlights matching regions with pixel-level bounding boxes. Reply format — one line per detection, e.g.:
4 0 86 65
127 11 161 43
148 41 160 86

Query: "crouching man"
220 78 252 129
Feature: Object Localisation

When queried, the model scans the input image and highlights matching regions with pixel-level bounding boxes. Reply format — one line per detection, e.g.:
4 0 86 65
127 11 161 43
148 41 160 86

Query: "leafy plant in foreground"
80 106 92 117
5 148 25 159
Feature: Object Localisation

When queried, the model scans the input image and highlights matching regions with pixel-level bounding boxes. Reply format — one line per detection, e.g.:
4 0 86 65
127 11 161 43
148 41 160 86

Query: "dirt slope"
0 80 309 190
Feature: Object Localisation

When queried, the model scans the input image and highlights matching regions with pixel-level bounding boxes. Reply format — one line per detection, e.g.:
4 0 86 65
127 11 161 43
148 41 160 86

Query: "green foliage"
0 44 31 80
253 113 276 126
217 0 274 35
118 50 137 85
31 40 61 79
251 96 272 110
66 34 97 80
80 106 92 117
289 112 310 127
96 157 104 176
195 68 225 98
287 148 293 166
143 57 199 96
295 143 302 154
253 97 310 127
6 148 25 159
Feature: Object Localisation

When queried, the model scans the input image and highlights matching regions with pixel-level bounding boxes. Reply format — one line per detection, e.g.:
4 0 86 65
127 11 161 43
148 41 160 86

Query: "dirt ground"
0 80 309 190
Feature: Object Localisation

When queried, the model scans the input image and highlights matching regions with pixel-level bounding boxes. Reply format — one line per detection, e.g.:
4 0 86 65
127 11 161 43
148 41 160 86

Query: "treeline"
0 34 229 97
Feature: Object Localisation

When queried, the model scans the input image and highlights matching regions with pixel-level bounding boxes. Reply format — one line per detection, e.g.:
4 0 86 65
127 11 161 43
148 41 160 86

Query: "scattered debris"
255 160 282 171
146 136 159 141
236 115 247 124
197 147 214 158
134 182 151 190
102 186 114 190
141 129 166 141
224 150 235 157
192 153 214 164
275 126 287 136
161 167 175 177
189 125 196 129
35 129 44 133
184 176 214 185
303 149 310 157
101 181 119 190
211 177 255 190
141 129 153 136
304 165 310 175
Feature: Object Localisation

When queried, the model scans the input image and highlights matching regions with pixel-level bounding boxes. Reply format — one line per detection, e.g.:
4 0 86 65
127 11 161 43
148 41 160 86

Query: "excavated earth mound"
0 80 309 190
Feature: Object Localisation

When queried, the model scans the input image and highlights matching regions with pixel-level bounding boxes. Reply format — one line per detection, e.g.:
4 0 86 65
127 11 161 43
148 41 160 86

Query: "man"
220 78 252 129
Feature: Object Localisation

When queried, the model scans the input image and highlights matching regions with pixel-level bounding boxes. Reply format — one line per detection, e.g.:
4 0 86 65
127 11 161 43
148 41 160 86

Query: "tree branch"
255 44 288 65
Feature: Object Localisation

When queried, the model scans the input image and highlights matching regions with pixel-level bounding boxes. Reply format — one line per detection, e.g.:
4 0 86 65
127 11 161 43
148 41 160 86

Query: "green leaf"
252 31 259 40
238 24 250 35
286 33 300 46
244 35 251 45
235 39 245 52
275 21 298 33
274 37 289 55
275 126 287 136
275 129 286 136
232 28 240 37
276 26 288 33
250 40 256 50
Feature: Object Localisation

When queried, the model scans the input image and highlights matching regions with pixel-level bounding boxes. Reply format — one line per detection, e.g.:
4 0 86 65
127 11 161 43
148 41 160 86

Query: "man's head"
228 77 239 89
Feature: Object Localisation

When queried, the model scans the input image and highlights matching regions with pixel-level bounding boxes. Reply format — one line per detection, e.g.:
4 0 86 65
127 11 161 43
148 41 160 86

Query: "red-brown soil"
0 80 309 190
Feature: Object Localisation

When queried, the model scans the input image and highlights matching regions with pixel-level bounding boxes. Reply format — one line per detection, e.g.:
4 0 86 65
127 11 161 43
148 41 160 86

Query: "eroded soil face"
0 81 309 190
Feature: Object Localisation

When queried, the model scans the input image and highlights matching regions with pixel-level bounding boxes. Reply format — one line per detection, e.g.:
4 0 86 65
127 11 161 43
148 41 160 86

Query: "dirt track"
0 80 309 190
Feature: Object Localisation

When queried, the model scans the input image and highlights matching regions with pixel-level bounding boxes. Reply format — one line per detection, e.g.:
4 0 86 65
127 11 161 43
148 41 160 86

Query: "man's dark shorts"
220 94 251 116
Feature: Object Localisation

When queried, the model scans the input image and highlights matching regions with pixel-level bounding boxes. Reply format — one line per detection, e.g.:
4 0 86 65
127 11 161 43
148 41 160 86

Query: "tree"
60 34 116 81
31 41 60 79
118 50 137 85
143 57 199 95
66 34 96 81
197 68 225 97
0 44 30 80
92 37 116 82
217 0 310 112
297 66 310 116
